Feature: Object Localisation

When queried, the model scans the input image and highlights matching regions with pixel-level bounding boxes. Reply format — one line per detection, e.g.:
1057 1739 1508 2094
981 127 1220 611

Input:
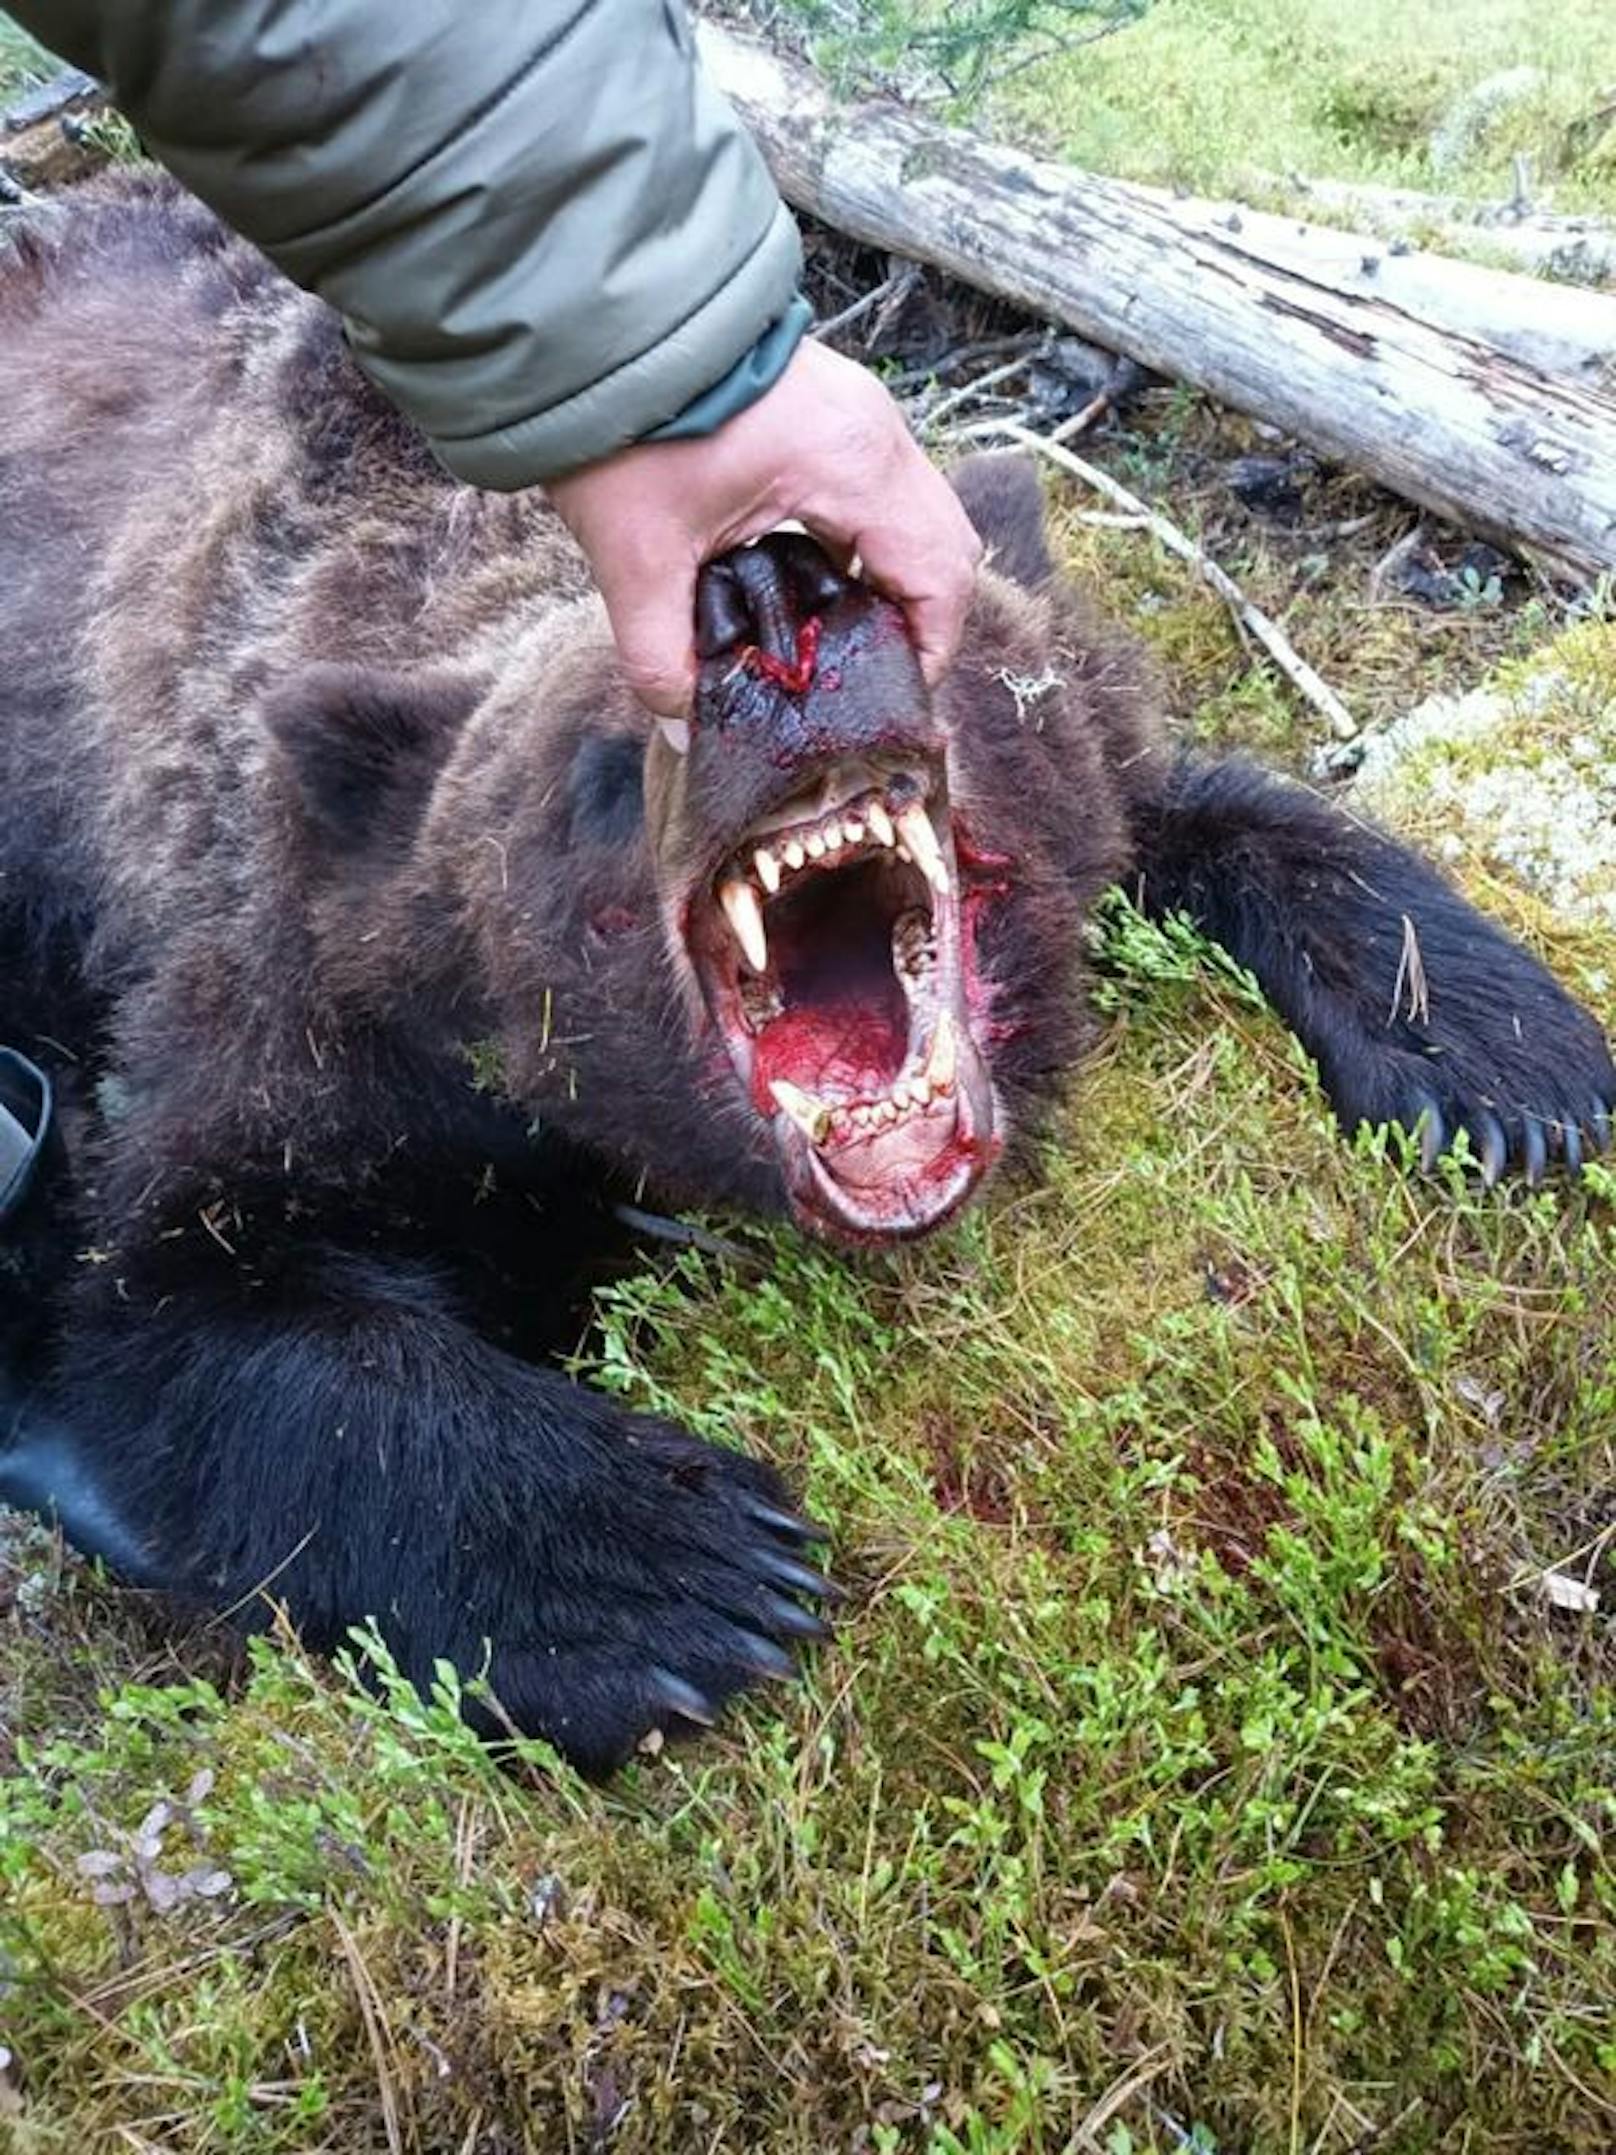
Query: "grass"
998 0 1616 219
0 15 46 101
4 619 1614 2145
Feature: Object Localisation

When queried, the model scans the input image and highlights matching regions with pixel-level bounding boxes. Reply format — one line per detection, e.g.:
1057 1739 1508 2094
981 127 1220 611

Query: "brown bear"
1 175 1611 1770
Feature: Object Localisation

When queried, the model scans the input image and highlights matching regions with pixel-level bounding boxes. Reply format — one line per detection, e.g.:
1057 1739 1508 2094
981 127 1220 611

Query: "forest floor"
2 7 1613 2151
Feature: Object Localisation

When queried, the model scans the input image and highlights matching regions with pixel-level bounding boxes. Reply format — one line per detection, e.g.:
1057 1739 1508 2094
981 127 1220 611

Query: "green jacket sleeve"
11 0 805 486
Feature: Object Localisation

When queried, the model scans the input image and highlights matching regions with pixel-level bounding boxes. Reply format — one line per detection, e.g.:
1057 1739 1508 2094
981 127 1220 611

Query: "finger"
600 569 699 721
854 518 982 687
906 589 972 687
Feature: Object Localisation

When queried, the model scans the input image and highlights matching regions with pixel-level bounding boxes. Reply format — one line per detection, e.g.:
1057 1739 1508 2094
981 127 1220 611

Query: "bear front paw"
422 1419 835 1775
1321 946 1615 1186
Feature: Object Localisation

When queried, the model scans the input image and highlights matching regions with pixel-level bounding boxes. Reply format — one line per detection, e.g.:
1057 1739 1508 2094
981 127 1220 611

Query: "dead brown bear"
2 176 1611 1770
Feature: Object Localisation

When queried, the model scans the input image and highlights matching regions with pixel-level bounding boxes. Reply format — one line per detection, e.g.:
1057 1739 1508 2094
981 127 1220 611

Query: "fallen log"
699 23 1616 586
1240 170 1616 287
0 69 106 197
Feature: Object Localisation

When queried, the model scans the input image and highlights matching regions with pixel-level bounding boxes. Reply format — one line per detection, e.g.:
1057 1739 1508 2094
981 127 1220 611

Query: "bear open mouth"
687 757 999 1240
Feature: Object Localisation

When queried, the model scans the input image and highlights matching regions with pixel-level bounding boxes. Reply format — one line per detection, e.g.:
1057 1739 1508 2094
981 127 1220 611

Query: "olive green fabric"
11 0 805 485
645 292 812 442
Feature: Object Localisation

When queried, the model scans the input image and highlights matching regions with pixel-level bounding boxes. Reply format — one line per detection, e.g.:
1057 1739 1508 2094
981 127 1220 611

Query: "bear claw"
752 1547 840 1600
760 1592 832 1641
648 1670 718 1727
736 1634 798 1683
743 1497 828 1543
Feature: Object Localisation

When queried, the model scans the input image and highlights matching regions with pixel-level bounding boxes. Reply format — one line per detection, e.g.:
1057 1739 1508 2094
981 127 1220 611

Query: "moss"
1354 621 1616 952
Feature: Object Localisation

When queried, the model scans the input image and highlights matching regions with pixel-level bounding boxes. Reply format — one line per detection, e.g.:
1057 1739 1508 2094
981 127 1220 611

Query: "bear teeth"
769 1078 832 1144
719 878 768 974
892 909 936 986
744 792 926 907
896 805 949 895
769 1019 962 1146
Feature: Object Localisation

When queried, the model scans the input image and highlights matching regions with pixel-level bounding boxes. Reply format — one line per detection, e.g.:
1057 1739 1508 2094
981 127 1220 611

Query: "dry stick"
918 350 1041 436
1072 510 1155 530
957 417 1358 740
1051 381 1129 448
332 1912 404 2155
884 332 1045 395
813 262 919 344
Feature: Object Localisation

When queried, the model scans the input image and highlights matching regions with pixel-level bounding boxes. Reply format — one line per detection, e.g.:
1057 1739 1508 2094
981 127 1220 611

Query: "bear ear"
949 453 1054 590
262 663 485 855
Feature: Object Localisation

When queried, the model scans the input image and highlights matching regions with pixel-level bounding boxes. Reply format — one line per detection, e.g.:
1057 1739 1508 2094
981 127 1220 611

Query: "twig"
813 262 920 345
884 332 1045 395
1047 387 1114 444
1368 521 1427 603
919 350 1042 436
1074 2043 1173 2149
611 1202 756 1266
956 418 1358 740
332 1912 404 2155
1043 355 1152 448
1070 510 1154 530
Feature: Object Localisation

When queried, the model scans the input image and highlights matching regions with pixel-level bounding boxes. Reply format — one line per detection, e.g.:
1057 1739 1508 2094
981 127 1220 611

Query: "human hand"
547 338 983 722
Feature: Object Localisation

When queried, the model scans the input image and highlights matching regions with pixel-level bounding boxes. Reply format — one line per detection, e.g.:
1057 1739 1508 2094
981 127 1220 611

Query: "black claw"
752 1546 844 1602
1521 1117 1548 1187
1590 1103 1612 1153
1472 1110 1508 1188
737 1633 798 1683
744 1498 828 1544
1413 1096 1445 1173
1560 1120 1582 1176
761 1593 831 1642
649 1669 717 1727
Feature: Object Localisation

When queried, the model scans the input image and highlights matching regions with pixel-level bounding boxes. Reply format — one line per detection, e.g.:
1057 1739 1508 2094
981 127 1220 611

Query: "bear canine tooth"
755 847 782 896
927 1010 957 1089
897 804 949 894
720 878 768 974
866 801 895 847
769 1078 832 1144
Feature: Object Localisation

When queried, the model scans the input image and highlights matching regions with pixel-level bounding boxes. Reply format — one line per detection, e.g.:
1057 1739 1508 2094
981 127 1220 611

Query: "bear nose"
694 534 853 665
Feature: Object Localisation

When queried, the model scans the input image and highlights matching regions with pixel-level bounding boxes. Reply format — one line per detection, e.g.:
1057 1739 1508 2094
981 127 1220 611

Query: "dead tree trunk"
699 24 1616 585
1240 171 1616 286
0 71 106 196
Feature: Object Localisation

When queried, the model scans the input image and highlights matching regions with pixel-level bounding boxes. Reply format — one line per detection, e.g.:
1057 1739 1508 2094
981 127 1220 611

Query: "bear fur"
2 175 1611 1769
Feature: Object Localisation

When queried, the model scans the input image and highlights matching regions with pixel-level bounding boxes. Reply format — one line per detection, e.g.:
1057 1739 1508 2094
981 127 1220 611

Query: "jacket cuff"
642 291 812 444
422 203 803 490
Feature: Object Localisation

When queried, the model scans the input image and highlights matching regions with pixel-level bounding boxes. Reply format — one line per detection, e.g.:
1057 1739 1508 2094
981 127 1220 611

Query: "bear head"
264 460 1134 1241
